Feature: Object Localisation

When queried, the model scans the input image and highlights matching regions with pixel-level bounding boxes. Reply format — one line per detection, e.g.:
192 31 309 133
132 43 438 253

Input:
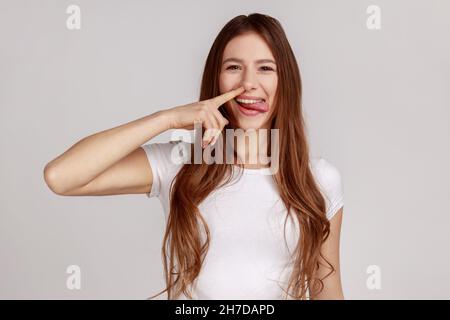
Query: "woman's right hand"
163 86 245 148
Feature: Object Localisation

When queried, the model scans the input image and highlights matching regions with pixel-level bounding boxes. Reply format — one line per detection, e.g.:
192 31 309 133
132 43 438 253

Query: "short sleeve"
312 158 345 220
140 140 188 198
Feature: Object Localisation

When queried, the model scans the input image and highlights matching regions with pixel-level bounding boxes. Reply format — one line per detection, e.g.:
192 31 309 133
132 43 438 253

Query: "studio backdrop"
1 0 449 299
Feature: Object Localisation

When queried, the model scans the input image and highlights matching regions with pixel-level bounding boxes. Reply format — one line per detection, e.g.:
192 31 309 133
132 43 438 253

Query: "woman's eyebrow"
222 58 276 65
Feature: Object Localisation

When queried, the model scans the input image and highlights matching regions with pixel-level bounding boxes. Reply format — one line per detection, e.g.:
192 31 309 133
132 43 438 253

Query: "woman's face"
219 32 278 130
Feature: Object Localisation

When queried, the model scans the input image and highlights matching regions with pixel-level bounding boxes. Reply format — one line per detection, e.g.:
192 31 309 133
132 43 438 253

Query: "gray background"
1 0 449 299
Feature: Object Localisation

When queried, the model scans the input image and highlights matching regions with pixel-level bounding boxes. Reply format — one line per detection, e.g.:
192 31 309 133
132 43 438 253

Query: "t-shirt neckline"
232 164 273 175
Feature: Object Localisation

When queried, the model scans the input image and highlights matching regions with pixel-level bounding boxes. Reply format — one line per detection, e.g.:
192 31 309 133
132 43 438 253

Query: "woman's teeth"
235 98 264 104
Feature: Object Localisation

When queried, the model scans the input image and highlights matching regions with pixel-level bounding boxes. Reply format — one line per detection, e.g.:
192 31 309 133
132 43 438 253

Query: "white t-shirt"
142 140 344 300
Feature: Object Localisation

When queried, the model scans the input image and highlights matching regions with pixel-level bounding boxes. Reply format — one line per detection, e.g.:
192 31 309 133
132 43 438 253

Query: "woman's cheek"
219 74 236 92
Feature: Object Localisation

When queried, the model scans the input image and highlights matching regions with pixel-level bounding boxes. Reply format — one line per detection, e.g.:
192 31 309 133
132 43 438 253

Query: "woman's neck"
233 128 271 168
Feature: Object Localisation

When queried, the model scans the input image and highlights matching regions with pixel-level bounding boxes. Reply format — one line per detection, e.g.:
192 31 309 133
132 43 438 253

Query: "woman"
44 13 345 300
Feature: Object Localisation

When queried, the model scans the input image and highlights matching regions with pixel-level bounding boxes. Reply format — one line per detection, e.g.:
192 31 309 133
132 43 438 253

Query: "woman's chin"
235 120 268 131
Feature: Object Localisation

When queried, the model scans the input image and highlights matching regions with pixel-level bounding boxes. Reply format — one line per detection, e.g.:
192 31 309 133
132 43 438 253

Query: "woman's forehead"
222 33 275 62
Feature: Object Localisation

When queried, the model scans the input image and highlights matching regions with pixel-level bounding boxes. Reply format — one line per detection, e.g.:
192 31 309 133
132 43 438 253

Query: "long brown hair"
149 13 334 300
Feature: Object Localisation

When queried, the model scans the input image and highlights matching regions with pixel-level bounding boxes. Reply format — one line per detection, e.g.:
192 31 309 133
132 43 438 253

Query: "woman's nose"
241 82 256 92
240 71 257 91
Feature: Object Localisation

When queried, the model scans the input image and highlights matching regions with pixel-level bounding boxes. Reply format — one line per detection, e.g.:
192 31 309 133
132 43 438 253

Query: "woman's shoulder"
141 139 191 169
141 140 191 198
309 156 345 220
309 157 342 184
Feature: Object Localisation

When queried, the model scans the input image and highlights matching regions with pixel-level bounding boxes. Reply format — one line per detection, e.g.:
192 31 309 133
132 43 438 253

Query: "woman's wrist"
153 109 175 132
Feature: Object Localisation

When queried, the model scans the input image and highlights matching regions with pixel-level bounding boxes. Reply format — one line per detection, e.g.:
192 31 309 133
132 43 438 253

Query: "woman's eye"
225 65 275 71
261 66 274 71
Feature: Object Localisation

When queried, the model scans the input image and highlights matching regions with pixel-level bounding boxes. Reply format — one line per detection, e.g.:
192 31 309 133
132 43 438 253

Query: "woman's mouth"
233 98 269 117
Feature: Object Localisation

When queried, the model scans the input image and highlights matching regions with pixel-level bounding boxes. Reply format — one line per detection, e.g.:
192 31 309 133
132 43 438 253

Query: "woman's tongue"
234 99 269 112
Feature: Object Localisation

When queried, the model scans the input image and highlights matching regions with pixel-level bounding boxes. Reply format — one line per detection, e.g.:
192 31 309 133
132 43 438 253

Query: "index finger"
211 86 245 107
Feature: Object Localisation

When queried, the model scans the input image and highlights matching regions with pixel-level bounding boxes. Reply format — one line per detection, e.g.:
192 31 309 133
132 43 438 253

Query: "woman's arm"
311 207 345 300
43 111 171 195
43 87 245 196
